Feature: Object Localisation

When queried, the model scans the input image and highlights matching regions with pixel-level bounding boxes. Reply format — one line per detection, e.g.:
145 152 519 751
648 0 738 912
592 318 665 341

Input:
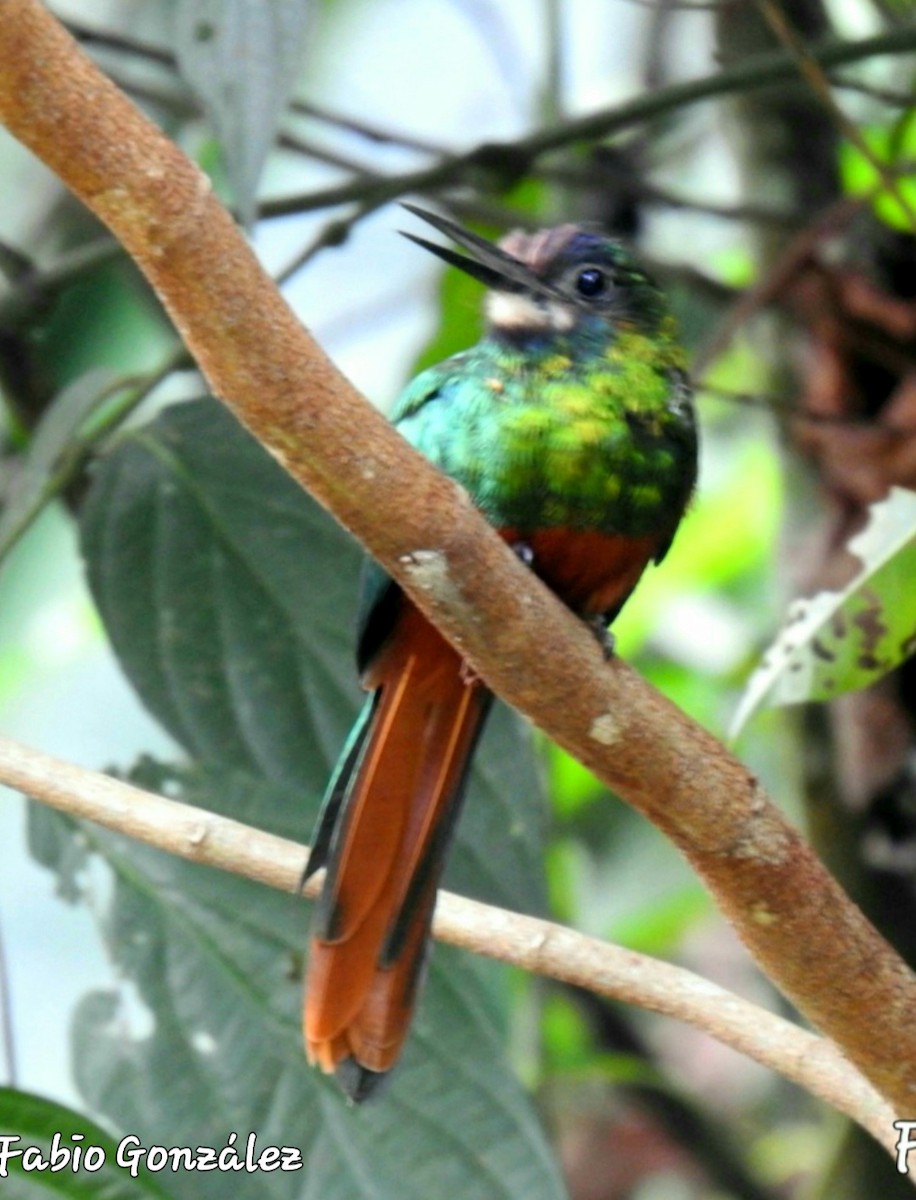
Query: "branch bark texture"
1 0 915 1117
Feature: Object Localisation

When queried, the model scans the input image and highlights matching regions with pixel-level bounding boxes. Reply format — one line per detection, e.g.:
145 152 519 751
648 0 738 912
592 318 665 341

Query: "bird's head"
401 204 668 343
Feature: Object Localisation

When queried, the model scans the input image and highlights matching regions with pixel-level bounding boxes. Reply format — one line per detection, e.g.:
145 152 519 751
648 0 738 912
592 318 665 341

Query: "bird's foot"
459 659 481 686
585 615 616 661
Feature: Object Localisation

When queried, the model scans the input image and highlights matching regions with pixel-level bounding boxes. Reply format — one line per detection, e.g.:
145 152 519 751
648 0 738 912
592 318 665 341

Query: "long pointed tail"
303 602 490 1100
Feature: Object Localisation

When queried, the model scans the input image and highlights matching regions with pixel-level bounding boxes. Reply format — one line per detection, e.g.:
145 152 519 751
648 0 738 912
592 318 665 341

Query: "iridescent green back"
392 316 695 543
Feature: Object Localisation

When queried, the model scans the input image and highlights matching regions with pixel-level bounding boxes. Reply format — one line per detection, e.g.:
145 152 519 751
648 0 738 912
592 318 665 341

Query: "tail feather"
303 693 377 887
304 602 490 1094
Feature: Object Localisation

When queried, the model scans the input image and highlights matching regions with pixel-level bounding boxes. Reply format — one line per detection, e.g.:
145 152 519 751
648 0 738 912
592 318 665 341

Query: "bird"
302 205 698 1102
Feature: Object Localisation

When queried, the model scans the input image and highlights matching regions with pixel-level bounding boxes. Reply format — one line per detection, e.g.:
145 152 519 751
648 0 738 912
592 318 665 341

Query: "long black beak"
400 204 548 297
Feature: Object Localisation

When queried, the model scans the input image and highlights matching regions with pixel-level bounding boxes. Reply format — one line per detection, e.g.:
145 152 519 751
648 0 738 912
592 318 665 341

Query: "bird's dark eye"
575 267 608 298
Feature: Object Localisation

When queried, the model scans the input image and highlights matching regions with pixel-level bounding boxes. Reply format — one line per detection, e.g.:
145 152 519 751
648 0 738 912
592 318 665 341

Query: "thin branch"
3 0 916 1126
538 163 799 225
258 26 916 222
63 15 449 155
276 208 372 285
65 9 916 236
756 0 916 233
277 130 378 177
63 15 173 67
541 0 564 125
694 380 912 426
0 345 189 562
693 195 865 375
0 237 122 327
618 0 725 9
288 102 447 157
830 73 916 108
0 732 896 1152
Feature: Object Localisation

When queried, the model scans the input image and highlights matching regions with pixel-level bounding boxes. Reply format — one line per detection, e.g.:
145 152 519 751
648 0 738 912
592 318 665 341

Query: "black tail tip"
336 1058 389 1104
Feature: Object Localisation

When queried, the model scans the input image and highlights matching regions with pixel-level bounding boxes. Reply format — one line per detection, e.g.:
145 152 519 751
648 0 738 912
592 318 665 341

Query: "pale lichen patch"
266 444 291 472
400 548 461 601
589 712 620 745
750 902 778 926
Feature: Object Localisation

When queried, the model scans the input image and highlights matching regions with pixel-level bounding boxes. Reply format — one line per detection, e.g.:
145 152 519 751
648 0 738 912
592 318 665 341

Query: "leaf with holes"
733 487 916 735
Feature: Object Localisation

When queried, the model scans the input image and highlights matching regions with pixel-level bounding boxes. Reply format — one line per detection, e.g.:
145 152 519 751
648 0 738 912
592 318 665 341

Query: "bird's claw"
511 542 615 659
586 616 616 660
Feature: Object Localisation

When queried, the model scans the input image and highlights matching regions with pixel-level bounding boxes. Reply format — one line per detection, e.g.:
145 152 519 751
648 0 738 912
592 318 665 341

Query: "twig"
64 9 916 235
4 0 916 1126
0 345 189 561
276 207 373 284
541 0 564 125
539 163 798 225
830 73 916 108
278 130 378 177
63 15 172 67
618 0 724 9
0 237 123 327
259 26 916 222
756 0 916 233
289 102 447 156
693 380 911 426
692 195 865 375
63 15 449 155
0 732 897 1152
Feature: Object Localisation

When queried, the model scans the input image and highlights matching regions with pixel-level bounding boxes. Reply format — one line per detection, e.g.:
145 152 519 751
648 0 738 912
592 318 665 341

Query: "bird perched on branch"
303 205 697 1101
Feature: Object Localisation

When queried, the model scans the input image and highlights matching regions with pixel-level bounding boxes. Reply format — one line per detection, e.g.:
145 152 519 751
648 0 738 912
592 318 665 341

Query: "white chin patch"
485 291 576 333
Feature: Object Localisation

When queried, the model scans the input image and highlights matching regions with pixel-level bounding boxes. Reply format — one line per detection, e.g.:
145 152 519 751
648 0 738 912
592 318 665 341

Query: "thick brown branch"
1 0 916 1118
0 733 896 1152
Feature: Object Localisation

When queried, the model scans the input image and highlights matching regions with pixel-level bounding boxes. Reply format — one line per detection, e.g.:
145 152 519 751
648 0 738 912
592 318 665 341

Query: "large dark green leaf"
81 398 359 797
31 768 558 1200
0 1087 172 1198
68 398 558 1199
62 813 561 1200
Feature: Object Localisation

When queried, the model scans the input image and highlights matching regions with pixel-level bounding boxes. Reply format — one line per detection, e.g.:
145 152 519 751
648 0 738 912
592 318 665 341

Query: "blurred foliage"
839 107 916 234
174 0 315 225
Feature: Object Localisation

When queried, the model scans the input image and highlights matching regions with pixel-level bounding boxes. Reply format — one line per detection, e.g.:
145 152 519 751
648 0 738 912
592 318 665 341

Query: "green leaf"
174 1 315 224
0 1087 172 1197
839 112 916 233
608 883 711 957
72 398 557 1198
410 248 488 378
0 369 122 566
733 487 916 734
81 399 360 797
45 766 561 1200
